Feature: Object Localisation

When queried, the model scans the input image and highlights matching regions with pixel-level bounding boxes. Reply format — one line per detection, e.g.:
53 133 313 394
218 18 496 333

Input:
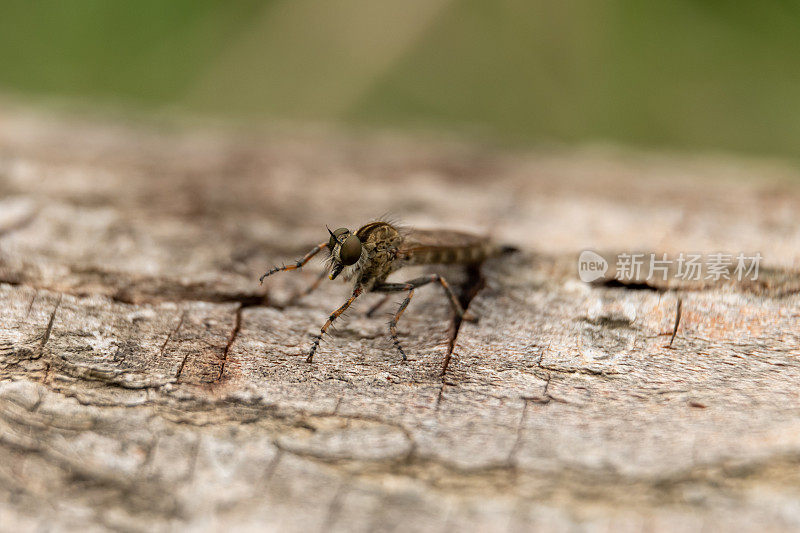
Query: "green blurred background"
1 0 799 158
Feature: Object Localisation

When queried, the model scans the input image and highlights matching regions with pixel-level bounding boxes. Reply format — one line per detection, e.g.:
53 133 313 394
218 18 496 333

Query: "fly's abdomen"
405 243 494 266
398 228 513 267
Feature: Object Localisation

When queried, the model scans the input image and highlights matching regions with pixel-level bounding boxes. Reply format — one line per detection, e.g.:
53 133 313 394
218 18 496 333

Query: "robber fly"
260 220 510 362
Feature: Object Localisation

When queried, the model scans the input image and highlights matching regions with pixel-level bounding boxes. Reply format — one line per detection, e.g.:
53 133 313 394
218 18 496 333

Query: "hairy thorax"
353 222 404 289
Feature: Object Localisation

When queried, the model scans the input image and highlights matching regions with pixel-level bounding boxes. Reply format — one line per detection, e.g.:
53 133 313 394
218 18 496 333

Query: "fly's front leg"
373 282 415 361
307 286 363 363
259 242 328 284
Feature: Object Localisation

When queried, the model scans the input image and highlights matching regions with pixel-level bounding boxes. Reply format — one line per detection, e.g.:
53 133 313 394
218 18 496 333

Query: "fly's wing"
402 229 488 249
399 229 491 265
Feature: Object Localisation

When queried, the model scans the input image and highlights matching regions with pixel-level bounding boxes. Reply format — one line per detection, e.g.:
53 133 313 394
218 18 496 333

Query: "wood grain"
1 106 800 532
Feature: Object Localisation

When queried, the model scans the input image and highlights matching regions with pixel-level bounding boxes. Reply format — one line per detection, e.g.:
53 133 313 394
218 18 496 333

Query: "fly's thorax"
354 240 401 289
355 221 404 249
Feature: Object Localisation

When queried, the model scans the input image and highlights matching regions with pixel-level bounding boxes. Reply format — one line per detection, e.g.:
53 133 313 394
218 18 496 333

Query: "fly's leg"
259 242 328 284
365 294 392 318
374 274 478 361
379 274 478 322
434 274 478 323
307 286 362 363
389 288 415 360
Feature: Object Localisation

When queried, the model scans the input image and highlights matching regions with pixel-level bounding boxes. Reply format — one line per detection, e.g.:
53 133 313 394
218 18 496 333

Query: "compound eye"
340 235 362 265
329 227 349 249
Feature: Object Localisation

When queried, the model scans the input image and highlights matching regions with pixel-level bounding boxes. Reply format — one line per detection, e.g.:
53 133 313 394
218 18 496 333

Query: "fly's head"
326 226 365 281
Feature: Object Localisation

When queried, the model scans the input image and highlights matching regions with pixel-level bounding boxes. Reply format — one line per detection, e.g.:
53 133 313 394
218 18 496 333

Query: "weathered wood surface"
1 106 800 532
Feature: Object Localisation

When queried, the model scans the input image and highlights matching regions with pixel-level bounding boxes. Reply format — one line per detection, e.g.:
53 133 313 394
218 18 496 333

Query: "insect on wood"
259 220 512 362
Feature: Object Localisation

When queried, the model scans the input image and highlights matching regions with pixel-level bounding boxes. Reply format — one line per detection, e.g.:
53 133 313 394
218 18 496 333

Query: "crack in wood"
322 479 350 532
600 279 666 292
523 373 572 406
264 448 284 482
24 291 37 319
168 311 188 382
595 266 800 300
1 278 269 308
668 297 683 348
535 363 619 378
184 436 201 483
437 265 485 410
506 399 530 465
216 305 243 382
38 294 62 358
331 396 343 416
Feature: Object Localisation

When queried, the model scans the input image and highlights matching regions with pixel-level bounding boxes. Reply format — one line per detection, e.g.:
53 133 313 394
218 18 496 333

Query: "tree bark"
1 106 800 531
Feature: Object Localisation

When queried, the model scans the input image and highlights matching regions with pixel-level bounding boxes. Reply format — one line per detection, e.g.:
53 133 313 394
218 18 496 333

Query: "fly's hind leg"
365 294 392 318
384 274 477 321
429 274 479 323
374 274 478 361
